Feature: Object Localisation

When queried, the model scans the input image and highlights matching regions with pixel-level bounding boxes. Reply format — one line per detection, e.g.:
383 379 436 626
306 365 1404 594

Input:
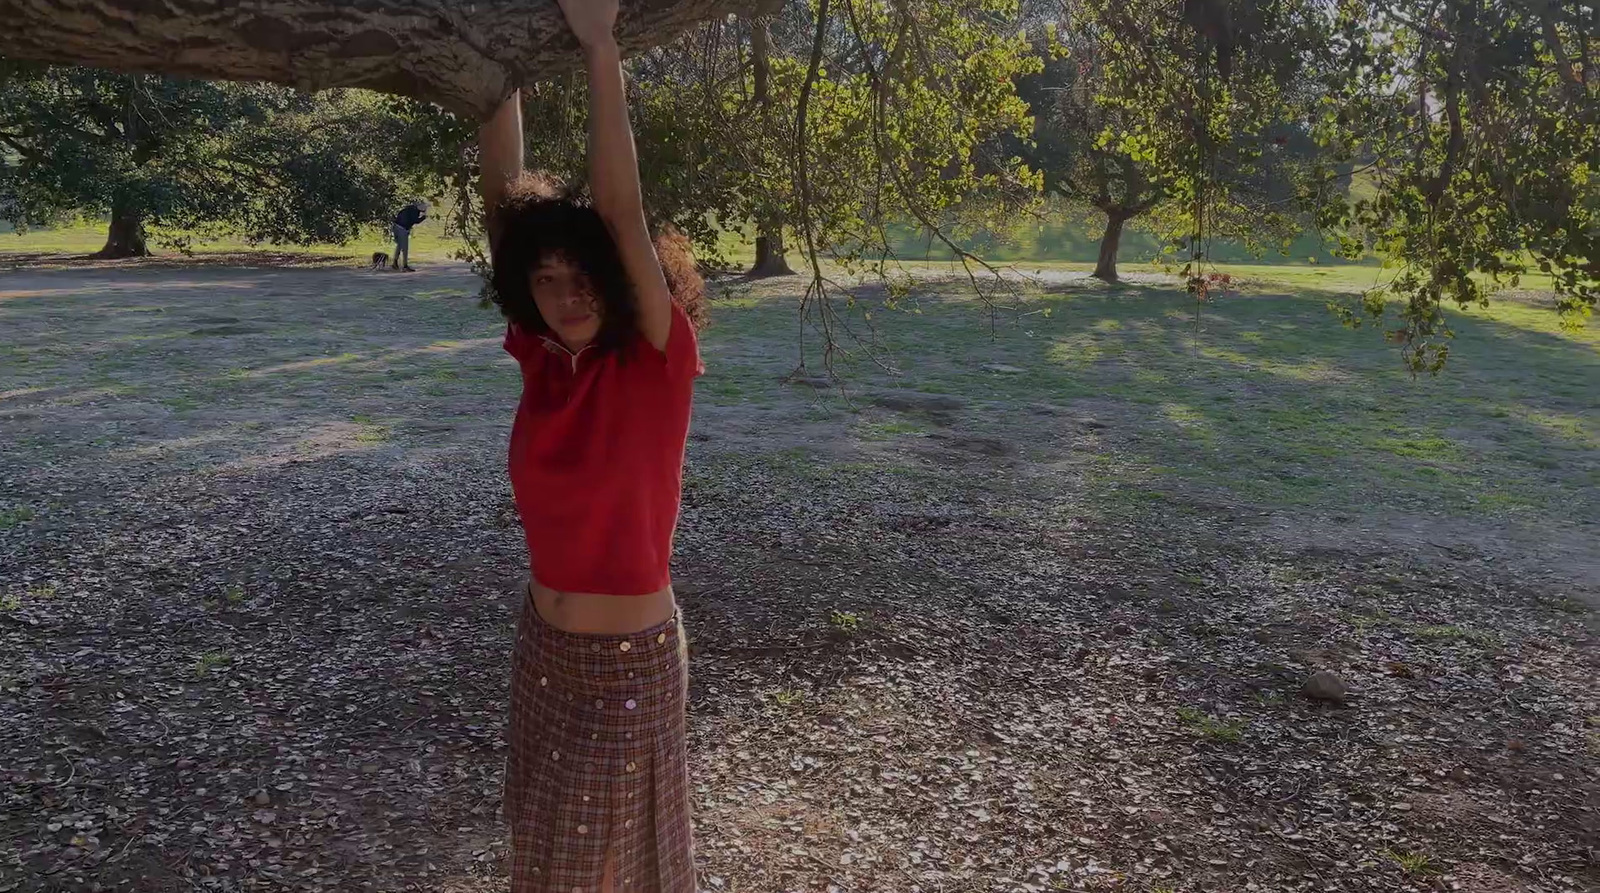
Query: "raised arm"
478 89 524 250
557 0 675 351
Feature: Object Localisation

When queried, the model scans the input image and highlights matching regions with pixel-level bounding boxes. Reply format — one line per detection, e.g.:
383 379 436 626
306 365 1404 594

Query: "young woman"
478 2 706 891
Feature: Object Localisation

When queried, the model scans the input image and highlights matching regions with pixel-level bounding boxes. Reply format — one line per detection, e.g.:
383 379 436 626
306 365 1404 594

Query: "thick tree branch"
0 0 778 119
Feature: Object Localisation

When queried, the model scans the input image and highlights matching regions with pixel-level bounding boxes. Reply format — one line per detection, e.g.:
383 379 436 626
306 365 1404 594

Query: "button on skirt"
505 593 693 893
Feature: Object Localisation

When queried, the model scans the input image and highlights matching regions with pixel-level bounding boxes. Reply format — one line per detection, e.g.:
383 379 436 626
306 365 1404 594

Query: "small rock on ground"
1303 669 1349 704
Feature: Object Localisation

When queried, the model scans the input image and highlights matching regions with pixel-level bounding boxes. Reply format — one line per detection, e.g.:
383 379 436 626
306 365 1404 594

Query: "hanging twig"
792 0 833 376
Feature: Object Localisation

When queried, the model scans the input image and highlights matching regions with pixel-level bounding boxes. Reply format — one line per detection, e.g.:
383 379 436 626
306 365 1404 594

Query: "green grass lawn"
702 271 1598 529
1 216 766 267
0 218 469 264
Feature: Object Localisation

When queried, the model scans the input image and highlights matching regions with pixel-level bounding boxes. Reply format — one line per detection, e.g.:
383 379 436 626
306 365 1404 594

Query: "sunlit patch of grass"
1132 368 1170 388
1466 490 1541 514
1175 707 1247 743
1195 345 1350 382
1158 403 1216 446
771 688 806 707
1504 406 1600 448
1452 294 1600 342
1384 848 1441 876
1046 334 1107 368
193 651 233 677
1372 433 1466 462
829 610 862 634
351 414 391 443
1195 345 1256 368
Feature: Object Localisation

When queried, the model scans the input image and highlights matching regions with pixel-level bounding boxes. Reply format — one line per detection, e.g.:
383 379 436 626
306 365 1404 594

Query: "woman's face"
530 254 602 350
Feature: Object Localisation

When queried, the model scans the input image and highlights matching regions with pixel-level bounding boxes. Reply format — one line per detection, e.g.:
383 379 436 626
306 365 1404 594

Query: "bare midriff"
530 579 678 635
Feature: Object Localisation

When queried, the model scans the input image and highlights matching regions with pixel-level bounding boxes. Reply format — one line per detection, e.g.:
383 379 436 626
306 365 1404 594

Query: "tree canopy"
1075 0 1597 370
0 64 428 256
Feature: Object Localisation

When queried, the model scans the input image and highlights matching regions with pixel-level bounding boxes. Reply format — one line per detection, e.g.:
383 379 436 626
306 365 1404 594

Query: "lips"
559 313 595 327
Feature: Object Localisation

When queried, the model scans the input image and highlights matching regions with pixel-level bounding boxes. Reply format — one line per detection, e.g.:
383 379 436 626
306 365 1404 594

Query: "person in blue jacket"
391 200 428 271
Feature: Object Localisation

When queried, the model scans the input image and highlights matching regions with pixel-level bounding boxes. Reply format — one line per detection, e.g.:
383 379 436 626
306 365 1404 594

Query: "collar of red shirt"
539 336 593 372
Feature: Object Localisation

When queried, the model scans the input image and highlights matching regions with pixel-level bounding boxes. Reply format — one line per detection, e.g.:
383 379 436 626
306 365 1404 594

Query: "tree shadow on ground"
723 276 1597 573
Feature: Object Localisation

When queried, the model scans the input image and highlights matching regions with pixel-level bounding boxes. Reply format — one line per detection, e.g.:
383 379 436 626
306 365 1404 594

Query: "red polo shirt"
504 303 702 595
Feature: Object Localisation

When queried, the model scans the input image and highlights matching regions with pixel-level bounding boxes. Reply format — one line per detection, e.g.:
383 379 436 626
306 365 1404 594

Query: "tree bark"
94 196 149 258
0 0 778 119
746 15 792 277
751 231 793 277
1092 211 1127 282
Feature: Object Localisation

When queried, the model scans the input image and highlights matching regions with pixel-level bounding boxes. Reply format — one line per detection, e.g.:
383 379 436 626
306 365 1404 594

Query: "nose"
562 288 596 311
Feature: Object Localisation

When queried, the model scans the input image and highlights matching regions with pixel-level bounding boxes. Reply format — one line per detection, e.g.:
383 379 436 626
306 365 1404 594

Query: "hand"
556 0 618 51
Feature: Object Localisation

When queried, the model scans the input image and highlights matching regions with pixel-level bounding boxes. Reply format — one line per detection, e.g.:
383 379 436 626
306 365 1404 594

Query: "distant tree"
1075 0 1597 370
1015 32 1165 282
745 14 795 276
1048 0 1324 285
0 63 426 257
1310 0 1599 371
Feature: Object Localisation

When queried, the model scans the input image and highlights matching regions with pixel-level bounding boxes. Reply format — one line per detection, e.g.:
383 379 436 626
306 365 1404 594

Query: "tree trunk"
94 197 149 259
0 0 778 119
745 15 792 277
751 231 793 277
750 14 771 100
1092 212 1127 282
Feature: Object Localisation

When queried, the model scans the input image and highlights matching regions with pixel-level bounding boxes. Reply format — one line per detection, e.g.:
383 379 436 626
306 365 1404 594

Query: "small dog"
370 251 389 269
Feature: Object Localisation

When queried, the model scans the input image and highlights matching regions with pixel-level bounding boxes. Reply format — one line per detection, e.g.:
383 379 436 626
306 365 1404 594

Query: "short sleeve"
664 302 704 379
504 323 537 365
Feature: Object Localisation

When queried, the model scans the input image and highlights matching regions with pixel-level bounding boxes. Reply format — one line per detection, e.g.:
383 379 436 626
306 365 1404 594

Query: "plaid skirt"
505 592 694 893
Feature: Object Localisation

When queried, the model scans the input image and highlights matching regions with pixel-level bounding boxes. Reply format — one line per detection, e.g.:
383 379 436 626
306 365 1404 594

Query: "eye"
535 273 555 286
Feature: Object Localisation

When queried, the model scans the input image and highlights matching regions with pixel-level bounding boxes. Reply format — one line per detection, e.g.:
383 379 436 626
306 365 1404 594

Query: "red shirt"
504 303 702 595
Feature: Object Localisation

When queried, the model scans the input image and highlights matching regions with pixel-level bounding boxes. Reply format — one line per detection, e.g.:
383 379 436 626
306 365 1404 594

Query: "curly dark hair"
489 173 706 352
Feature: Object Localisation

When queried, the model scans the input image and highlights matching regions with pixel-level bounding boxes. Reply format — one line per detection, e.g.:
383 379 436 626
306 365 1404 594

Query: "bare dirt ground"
1 261 1596 893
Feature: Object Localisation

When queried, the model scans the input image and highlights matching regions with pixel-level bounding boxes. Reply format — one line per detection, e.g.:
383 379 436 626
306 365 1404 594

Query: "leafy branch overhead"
0 69 432 257
1078 0 1598 372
